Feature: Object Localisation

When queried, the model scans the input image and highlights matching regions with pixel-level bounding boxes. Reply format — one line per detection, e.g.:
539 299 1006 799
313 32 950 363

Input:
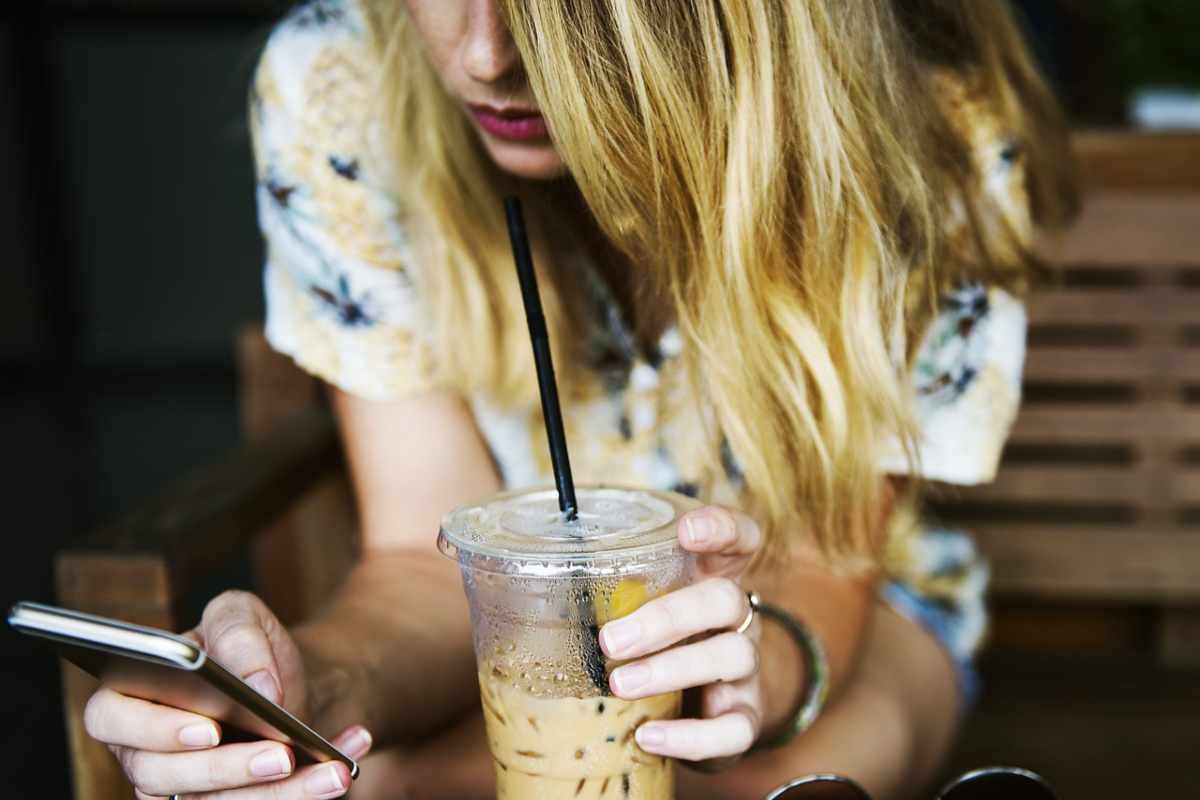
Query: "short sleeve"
878 284 1026 484
875 290 1016 700
250 2 441 401
878 70 1033 485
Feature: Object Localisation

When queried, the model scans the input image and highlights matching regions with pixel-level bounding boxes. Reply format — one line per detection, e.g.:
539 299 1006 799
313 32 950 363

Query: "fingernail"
305 763 348 797
685 515 714 545
601 617 642 656
612 662 651 695
246 670 281 704
178 722 219 748
636 723 666 749
342 726 373 759
249 747 293 778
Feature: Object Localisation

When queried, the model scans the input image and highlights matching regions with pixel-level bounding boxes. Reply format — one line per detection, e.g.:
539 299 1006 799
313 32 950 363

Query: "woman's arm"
293 386 501 743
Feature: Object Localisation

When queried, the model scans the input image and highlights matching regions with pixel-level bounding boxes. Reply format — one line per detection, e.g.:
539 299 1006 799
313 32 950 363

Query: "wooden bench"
53 132 1200 799
941 132 1200 799
949 132 1200 665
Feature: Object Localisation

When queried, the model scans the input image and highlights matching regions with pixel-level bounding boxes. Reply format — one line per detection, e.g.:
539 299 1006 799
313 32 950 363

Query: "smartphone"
8 601 358 778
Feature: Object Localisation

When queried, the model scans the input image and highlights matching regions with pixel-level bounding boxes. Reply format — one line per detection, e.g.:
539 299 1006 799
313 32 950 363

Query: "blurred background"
1 1 1198 798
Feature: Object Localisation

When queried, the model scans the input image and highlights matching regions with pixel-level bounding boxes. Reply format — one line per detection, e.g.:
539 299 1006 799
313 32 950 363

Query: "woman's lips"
468 105 549 142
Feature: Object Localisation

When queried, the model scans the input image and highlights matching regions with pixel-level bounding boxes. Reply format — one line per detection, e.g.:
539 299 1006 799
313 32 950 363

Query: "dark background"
1 1 1198 797
1 3 284 795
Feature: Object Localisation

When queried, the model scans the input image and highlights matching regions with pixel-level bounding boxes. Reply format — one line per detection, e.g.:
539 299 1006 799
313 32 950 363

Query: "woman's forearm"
298 388 501 743
682 602 961 800
292 549 477 745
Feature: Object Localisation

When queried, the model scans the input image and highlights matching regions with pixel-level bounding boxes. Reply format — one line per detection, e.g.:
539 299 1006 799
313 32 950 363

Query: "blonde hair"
362 0 1076 563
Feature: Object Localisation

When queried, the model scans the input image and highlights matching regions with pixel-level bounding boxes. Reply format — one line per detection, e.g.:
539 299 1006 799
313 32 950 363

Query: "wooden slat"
989 604 1150 654
1171 469 1200 504
974 526 1200 601
1027 287 1198 326
55 555 172 623
61 665 129 800
957 465 1146 504
1023 347 1200 382
1010 405 1200 444
1035 191 1200 266
960 466 1200 505
1073 131 1200 192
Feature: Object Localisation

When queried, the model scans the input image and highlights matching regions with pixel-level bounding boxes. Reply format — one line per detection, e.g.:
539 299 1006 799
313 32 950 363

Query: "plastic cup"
438 485 699 799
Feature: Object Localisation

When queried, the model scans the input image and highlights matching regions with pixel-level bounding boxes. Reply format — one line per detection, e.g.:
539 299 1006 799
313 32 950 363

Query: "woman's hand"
599 505 765 765
82 590 373 799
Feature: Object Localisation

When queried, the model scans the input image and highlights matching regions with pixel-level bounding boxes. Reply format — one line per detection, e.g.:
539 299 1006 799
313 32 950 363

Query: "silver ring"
735 590 759 634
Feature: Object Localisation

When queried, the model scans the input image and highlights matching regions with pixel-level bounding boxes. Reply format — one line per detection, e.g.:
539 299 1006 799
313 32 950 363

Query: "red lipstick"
468 104 549 142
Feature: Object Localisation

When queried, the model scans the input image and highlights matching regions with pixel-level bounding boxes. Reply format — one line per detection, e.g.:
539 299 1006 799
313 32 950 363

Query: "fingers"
600 576 749 660
200 591 284 704
85 688 221 752
678 506 763 576
114 740 296 797
178 761 354 800
634 706 761 761
332 725 374 762
118 725 370 800
610 632 758 699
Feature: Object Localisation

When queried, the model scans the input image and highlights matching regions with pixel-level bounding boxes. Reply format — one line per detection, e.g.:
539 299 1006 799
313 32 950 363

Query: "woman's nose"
462 0 520 84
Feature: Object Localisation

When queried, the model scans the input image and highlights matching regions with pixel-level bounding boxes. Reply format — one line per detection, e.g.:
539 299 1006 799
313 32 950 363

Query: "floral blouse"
251 0 1029 703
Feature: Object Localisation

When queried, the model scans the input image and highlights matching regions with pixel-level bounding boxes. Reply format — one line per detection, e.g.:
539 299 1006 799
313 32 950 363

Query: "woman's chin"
483 137 568 181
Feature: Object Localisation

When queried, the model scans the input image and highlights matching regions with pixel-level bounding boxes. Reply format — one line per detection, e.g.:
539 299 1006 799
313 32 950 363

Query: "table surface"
941 652 1200 799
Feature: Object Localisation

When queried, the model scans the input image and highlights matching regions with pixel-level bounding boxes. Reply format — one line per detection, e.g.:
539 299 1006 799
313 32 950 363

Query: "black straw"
504 196 579 522
505 196 607 693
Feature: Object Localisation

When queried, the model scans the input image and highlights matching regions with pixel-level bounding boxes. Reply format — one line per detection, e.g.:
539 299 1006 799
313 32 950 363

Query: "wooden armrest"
55 406 342 622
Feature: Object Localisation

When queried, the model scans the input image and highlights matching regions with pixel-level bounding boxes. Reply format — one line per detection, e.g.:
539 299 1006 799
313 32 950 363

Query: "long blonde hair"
362 0 1076 562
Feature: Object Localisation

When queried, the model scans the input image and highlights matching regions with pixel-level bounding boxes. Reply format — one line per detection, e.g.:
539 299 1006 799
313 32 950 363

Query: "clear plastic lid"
438 486 699 578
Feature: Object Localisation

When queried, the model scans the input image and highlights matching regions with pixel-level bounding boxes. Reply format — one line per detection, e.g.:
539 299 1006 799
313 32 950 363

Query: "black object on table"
764 766 1055 800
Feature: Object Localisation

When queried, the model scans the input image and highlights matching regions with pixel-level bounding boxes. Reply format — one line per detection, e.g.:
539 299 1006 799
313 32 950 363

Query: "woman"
82 1 1076 798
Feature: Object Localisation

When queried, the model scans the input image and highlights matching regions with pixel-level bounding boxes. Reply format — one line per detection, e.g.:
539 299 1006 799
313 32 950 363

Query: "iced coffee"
439 487 697 799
